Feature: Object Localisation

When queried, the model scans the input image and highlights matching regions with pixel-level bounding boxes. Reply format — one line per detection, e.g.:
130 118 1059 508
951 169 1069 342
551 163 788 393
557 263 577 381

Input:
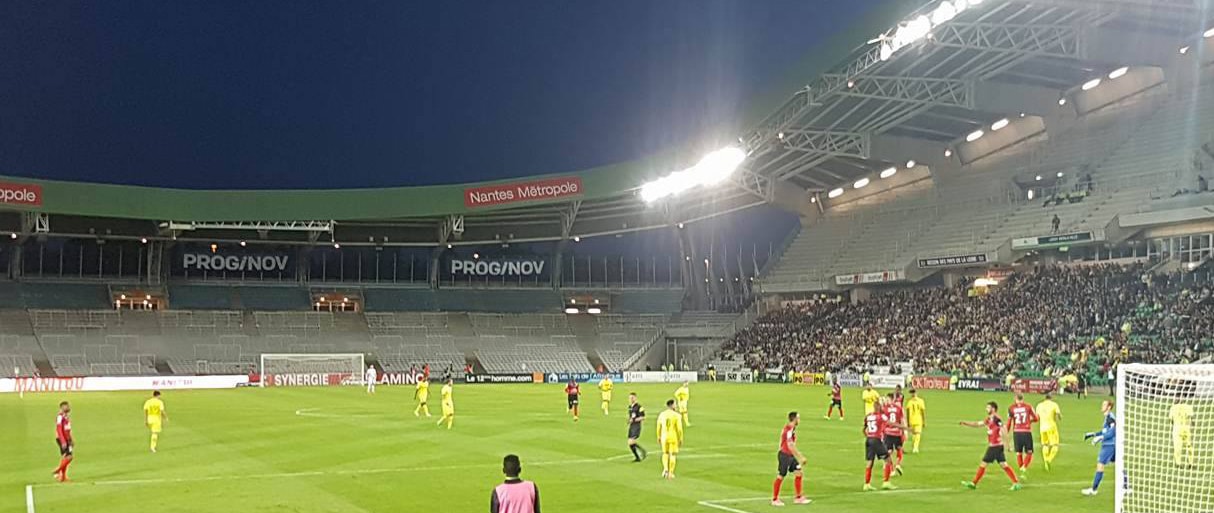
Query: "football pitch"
2 384 1115 513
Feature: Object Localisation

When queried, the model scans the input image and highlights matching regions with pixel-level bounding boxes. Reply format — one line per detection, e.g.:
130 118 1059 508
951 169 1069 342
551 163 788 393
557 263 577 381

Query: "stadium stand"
727 263 1214 382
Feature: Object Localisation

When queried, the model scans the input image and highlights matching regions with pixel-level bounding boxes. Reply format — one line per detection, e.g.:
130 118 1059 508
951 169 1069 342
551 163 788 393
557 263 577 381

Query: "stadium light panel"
1058 97 1067 106
777 132 785 140
880 167 898 178
990 118 1009 131
966 129 984 142
573 236 580 242
1057 172 1064 178
640 146 746 203
1180 46 1190 55
1035 175 1042 181
677 222 685 229
141 237 148 244
564 308 580 314
1081 78 1101 91
905 160 916 168
930 1 957 25
587 307 602 314
239 240 247 247
472 252 480 259
854 178 870 189
446 243 453 249
1108 67 1128 80
1205 27 1214 38
1027 189 1034 200
828 187 844 198
944 148 953 157
333 243 340 249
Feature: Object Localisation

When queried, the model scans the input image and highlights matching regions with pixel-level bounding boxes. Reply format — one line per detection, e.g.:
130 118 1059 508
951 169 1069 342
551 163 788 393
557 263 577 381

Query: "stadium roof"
2 0 1211 247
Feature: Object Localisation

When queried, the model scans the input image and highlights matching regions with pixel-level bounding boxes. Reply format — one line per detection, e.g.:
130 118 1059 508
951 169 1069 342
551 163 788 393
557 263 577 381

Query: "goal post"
1117 363 1214 513
259 353 365 388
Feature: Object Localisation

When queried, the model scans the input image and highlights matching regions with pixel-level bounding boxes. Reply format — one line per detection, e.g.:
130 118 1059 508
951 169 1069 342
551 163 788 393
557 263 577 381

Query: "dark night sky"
0 1 886 190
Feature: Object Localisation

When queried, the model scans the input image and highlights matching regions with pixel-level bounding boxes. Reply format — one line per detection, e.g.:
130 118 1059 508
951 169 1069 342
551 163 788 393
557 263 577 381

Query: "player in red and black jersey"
863 398 901 491
564 380 581 422
893 385 905 406
772 411 810 506
825 380 844 421
883 393 907 475
52 401 73 482
1007 393 1038 476
960 401 1022 491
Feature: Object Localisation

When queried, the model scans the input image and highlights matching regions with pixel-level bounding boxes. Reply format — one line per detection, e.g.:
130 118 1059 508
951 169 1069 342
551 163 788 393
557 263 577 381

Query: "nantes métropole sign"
182 252 290 273
463 176 582 208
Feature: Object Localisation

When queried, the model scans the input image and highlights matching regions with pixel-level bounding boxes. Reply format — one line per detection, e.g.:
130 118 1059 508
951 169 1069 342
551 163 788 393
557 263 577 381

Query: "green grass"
1 384 1116 513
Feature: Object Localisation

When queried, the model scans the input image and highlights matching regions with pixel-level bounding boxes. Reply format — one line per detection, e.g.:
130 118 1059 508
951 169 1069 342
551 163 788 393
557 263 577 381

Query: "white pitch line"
25 484 35 513
697 480 1095 512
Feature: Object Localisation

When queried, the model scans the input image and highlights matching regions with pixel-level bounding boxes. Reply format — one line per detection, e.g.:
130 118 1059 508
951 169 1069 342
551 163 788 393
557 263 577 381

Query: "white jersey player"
365 365 378 394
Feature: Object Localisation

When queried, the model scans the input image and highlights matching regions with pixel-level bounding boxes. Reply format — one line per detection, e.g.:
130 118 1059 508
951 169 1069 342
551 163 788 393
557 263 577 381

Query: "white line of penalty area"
697 480 1094 513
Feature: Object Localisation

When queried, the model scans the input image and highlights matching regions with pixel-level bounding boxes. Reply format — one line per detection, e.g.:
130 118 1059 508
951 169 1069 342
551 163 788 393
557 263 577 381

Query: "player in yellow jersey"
862 383 881 414
436 378 454 429
656 399 684 479
674 381 691 427
1036 393 1062 470
142 390 167 453
906 389 926 453
598 375 614 415
414 376 431 417
1171 398 1195 466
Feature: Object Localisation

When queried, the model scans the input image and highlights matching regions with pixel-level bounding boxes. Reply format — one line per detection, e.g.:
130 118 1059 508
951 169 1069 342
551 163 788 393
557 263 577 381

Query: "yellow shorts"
662 440 680 455
602 393 612 402
1040 428 1059 446
677 401 688 413
442 403 454 416
147 421 162 434
1175 430 1191 445
418 393 428 403
909 423 923 435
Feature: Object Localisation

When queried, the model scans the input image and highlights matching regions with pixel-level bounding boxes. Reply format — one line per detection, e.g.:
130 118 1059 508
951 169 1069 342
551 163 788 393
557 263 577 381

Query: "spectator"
491 454 540 513
1051 214 1061 233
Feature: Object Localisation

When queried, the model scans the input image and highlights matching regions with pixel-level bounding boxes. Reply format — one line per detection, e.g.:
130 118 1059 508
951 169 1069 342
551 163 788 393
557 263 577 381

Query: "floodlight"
1204 27 1214 38
944 148 953 157
1180 46 1190 55
239 240 247 247
1081 78 1101 91
777 132 785 139
854 178 870 189
991 118 1009 131
828 188 844 198
879 43 893 62
880 167 898 178
1035 175 1042 181
333 243 340 249
905 160 916 168
473 252 480 259
1108 67 1128 79
966 129 984 142
573 236 580 242
587 307 602 314
1027 189 1034 200
931 1 957 25
1057 172 1064 178
640 146 746 203
1058 97 1067 106
564 308 580 314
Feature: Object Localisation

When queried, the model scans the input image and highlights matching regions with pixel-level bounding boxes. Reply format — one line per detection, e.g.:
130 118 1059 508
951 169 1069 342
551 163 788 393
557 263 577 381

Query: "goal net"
1117 363 1214 513
259 353 365 388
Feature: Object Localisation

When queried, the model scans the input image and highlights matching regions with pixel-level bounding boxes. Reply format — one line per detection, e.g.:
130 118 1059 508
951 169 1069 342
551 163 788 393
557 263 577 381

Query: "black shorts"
627 423 642 440
568 395 579 408
1013 432 1034 453
883 435 903 451
778 451 802 476
865 438 889 461
830 398 843 407
57 440 72 456
982 446 1006 464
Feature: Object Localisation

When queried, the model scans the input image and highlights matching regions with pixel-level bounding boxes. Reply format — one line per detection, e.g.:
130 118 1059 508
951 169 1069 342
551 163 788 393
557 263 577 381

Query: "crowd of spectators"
723 263 1214 379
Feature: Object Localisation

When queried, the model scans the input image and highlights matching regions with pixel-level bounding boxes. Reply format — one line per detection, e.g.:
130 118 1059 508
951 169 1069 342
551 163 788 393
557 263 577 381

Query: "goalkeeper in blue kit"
1081 400 1119 497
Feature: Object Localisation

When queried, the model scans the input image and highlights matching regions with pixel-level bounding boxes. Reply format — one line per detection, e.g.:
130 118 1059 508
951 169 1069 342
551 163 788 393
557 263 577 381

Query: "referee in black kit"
626 392 648 462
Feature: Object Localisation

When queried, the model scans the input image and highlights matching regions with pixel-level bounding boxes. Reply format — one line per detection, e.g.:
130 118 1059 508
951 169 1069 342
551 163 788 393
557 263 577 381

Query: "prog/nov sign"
183 253 290 272
464 176 583 208
450 259 546 276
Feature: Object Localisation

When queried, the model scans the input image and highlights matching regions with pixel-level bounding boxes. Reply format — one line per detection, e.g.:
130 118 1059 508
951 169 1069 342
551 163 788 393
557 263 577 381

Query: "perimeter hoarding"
1 375 248 393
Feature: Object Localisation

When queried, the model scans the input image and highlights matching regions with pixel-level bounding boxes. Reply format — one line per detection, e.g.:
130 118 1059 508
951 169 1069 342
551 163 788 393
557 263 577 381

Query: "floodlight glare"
828 187 844 198
1204 27 1214 38
854 178 870 189
640 146 746 203
1108 67 1128 79
1081 78 1101 91
966 129 985 142
1035 175 1042 181
990 118 1009 131
1058 97 1067 106
944 148 953 157
564 308 580 314
1027 189 1034 200
905 160 916 168
587 307 602 315
1057 172 1064 178
1180 46 1190 55
880 167 898 178
930 1 957 25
